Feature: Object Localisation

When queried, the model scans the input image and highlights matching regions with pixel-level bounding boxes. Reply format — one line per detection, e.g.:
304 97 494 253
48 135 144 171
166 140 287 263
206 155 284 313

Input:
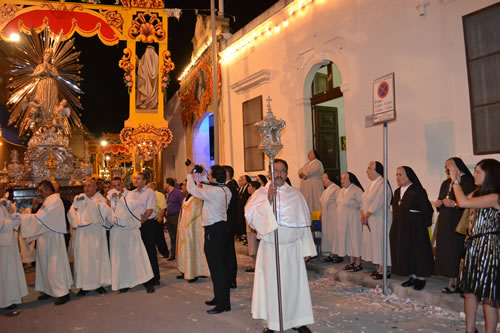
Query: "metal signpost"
373 72 396 296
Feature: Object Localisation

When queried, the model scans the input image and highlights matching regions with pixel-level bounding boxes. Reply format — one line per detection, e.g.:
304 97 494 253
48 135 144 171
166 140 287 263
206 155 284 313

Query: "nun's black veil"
347 172 364 192
449 157 473 178
401 166 423 188
374 161 393 197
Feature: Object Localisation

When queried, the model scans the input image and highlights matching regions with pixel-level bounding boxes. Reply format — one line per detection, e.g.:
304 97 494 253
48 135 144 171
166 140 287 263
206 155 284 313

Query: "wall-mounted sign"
373 73 396 124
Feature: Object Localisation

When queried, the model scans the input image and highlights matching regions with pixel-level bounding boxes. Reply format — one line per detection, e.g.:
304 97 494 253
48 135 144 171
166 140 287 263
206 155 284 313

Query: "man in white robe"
19 180 72 305
106 177 154 292
67 178 111 295
298 150 324 212
246 159 316 333
0 190 27 310
361 161 392 279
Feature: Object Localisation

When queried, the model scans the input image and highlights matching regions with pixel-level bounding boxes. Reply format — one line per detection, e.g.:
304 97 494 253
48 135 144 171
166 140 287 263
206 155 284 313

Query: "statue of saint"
7 27 84 138
32 50 60 123
136 45 159 110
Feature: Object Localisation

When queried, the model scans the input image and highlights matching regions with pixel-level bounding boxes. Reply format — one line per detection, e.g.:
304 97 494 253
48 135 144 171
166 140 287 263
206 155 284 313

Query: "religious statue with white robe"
106 188 154 292
298 150 324 213
245 160 316 333
19 181 72 305
136 45 159 110
67 179 111 295
0 196 27 309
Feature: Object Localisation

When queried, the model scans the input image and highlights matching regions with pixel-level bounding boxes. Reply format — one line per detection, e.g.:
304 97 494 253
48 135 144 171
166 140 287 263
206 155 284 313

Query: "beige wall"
220 0 500 196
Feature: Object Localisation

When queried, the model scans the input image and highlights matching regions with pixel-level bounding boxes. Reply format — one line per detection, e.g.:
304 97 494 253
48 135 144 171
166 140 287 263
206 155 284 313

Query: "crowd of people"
0 154 498 333
303 152 499 333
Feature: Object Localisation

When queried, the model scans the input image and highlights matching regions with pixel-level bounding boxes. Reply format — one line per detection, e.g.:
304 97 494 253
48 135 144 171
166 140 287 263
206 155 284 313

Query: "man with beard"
245 159 316 333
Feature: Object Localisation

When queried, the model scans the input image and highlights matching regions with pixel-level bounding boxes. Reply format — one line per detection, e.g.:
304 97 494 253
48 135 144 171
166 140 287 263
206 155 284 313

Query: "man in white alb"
0 184 27 311
106 177 154 293
19 180 72 305
245 159 316 333
67 178 111 295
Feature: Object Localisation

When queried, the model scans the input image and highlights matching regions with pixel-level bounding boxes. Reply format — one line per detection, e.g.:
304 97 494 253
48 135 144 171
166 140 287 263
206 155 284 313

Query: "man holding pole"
245 159 316 333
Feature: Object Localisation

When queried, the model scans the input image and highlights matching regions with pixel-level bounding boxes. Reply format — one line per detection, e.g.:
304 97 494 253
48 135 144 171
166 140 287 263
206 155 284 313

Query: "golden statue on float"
6 26 91 185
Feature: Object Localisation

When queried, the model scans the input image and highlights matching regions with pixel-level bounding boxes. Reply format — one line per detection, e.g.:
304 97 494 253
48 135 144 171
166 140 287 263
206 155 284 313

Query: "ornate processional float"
0 0 176 186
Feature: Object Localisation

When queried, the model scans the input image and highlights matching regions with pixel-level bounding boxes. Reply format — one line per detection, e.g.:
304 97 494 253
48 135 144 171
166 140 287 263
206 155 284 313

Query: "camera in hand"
185 159 203 174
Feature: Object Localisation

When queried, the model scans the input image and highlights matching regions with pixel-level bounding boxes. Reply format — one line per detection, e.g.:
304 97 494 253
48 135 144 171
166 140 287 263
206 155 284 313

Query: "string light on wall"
220 0 315 64
178 37 213 81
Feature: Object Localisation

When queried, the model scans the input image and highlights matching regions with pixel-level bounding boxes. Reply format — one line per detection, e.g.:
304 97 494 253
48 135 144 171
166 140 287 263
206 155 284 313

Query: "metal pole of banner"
255 97 286 333
270 158 284 333
383 121 388 296
210 0 219 164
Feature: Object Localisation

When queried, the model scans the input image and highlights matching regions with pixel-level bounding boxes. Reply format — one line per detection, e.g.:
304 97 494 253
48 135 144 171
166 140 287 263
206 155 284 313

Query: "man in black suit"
223 165 239 289
237 175 251 241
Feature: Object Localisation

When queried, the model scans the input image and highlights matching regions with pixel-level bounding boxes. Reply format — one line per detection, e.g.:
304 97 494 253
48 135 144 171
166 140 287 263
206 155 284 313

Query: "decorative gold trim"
0 3 23 26
161 50 175 75
120 0 164 9
99 9 123 33
120 124 173 161
128 12 165 43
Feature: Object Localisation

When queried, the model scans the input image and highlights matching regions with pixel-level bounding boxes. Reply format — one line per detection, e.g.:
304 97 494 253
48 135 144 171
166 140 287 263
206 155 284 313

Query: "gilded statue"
7 27 84 137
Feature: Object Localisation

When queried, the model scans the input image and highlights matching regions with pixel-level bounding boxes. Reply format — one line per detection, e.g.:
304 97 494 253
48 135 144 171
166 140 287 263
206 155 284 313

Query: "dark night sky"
73 0 278 135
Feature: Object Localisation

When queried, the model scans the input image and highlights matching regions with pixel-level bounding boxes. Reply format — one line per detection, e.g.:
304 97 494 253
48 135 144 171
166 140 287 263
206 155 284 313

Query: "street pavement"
0 240 474 333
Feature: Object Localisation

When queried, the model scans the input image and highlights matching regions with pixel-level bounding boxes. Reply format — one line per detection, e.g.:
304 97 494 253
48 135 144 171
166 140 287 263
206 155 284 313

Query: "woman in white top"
320 172 341 263
337 172 364 271
298 150 324 212
361 161 392 280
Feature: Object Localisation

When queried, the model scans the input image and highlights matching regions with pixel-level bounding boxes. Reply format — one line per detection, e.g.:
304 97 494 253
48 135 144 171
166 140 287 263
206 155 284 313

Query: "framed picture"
340 136 346 151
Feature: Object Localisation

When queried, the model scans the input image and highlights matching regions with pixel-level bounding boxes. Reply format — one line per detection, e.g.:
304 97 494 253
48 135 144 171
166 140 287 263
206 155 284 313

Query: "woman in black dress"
390 166 434 291
434 158 475 293
451 159 500 333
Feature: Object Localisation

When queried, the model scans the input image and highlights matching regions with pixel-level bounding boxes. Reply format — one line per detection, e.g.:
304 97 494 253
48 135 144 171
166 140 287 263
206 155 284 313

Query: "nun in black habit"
390 166 434 290
434 158 475 293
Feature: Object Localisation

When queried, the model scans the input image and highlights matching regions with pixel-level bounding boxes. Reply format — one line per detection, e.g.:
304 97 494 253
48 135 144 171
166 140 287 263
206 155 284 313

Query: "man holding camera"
186 163 232 314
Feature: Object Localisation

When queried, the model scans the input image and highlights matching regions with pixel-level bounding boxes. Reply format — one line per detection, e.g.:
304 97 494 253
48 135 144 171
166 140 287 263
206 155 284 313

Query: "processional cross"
254 96 286 333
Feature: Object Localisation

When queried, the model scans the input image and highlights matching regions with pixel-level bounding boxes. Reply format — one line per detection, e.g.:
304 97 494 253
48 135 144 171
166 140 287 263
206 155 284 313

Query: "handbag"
455 208 470 236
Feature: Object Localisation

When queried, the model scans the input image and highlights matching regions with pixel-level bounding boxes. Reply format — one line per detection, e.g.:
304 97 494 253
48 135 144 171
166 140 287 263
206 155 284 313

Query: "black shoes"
54 294 70 306
153 280 160 286
38 293 51 301
401 278 415 287
187 277 198 283
331 256 344 263
146 286 155 293
167 256 176 261
413 279 426 290
176 273 184 279
245 268 255 273
293 326 312 333
262 329 274 333
205 299 216 306
77 290 88 297
323 256 334 263
372 272 391 280
206 305 231 314
119 288 129 293
96 287 107 294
